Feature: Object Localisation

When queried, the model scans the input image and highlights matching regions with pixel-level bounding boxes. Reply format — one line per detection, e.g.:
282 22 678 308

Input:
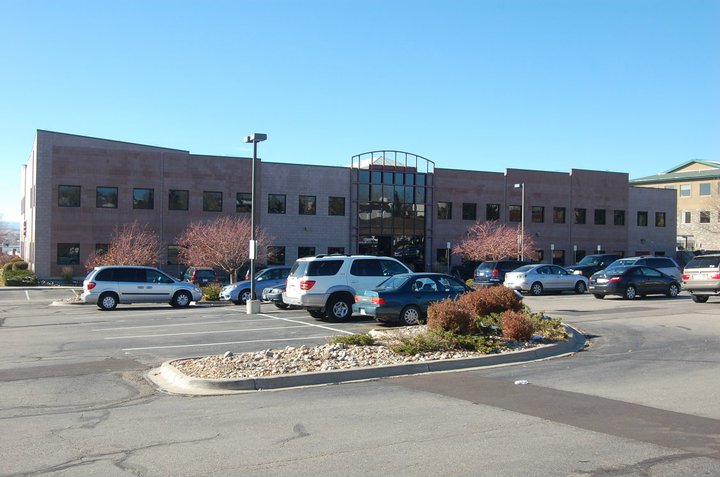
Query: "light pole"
514 183 525 260
244 133 267 314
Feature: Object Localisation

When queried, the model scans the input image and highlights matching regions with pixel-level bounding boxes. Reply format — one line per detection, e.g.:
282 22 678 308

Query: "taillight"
191 272 197 281
87 282 96 290
354 295 360 302
299 279 316 290
711 274 720 280
492 269 499 277
371 297 385 305
682 274 690 280
609 277 621 282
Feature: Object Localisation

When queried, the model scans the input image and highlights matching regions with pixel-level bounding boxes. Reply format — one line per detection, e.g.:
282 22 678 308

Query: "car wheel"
308 309 326 319
239 289 252 304
592 293 604 299
400 305 422 326
666 283 680 298
98 292 118 311
530 282 543 296
574 281 587 294
327 295 352 321
274 303 289 309
691 294 709 303
624 285 637 300
172 290 192 308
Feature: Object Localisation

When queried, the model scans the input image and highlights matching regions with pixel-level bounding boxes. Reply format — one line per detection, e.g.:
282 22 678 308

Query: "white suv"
283 255 412 320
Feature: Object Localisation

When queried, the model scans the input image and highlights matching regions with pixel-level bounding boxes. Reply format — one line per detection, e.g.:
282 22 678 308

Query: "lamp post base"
246 300 261 314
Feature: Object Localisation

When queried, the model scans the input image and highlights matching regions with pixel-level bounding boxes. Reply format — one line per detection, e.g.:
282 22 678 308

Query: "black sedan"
352 273 472 326
588 265 681 300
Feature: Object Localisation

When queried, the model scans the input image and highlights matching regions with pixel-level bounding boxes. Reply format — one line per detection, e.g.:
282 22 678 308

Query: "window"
437 248 449 264
437 202 452 219
486 203 500 221
96 187 118 208
133 188 154 210
531 206 544 223
462 203 477 221
508 205 521 222
680 184 691 197
683 211 691 223
268 194 286 214
58 185 80 207
327 247 345 254
95 243 109 256
236 193 252 213
267 246 285 265
298 246 316 258
574 208 586 224
700 211 711 223
655 212 666 227
57 243 80 265
169 189 189 211
614 210 625 226
553 207 566 224
203 191 223 212
699 183 711 196
328 197 345 216
594 209 606 225
299 195 317 215
552 250 566 266
637 211 648 226
167 245 180 265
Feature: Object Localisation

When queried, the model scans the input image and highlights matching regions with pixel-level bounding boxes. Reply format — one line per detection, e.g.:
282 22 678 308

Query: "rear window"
513 265 534 273
94 268 116 281
194 270 215 278
377 276 410 289
685 256 720 269
306 260 343 276
476 262 494 271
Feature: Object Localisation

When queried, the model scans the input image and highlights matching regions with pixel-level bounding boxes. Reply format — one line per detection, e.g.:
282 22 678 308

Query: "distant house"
631 160 720 251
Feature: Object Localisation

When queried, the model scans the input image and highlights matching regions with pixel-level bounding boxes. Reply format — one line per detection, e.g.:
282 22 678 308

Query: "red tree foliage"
176 216 272 283
452 221 536 261
84 221 161 271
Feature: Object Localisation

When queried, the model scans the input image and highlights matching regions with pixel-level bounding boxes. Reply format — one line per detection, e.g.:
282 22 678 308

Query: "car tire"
530 282 543 296
274 303 290 309
327 295 353 321
239 289 252 304
172 290 192 308
98 292 118 311
308 309 326 319
400 305 422 326
574 281 587 294
592 293 604 299
666 283 680 298
624 285 637 300
691 294 709 303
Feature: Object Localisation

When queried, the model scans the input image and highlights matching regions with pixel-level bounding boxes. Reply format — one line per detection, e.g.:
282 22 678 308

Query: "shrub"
327 333 375 346
391 329 499 355
2 262 13 271
201 284 222 301
457 287 523 319
61 266 74 284
12 261 28 271
427 298 475 334
501 310 534 341
2 270 38 286
529 312 568 341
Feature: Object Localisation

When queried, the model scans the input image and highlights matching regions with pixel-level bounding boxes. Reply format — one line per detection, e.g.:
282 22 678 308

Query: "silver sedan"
503 264 589 296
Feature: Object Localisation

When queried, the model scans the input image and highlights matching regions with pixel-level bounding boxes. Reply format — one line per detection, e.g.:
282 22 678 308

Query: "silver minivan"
682 254 720 303
82 265 203 310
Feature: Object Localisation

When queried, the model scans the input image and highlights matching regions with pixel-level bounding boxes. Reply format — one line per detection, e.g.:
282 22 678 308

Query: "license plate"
694 274 707 280
359 309 366 315
596 278 608 284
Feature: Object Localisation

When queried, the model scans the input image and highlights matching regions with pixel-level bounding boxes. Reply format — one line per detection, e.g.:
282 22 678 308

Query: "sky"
1 0 718 223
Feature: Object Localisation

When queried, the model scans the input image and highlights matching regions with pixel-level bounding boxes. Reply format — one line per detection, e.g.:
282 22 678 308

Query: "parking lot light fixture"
244 133 267 314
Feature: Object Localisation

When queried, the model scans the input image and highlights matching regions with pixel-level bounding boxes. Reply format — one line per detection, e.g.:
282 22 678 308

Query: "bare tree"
84 221 161 270
176 216 272 283
452 221 537 261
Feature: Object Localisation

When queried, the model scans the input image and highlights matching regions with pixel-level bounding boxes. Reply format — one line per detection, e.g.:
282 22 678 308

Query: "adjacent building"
21 130 678 279
630 160 720 252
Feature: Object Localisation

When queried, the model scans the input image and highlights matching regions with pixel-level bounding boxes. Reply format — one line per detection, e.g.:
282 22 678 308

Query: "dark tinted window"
350 259 383 276
307 260 343 276
685 256 720 269
640 267 662 277
146 269 173 283
58 185 81 207
95 269 116 281
647 258 673 268
116 268 144 282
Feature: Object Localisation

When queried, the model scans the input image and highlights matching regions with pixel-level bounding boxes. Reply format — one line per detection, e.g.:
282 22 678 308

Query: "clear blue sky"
1 0 718 223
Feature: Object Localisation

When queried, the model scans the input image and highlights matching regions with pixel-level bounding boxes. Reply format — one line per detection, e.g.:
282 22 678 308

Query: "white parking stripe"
257 313 355 335
121 335 332 351
94 318 272 332
105 324 308 340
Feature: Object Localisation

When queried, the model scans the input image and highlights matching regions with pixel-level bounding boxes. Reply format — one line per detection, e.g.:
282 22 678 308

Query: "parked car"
565 254 621 278
261 283 295 309
504 264 589 295
219 266 291 305
588 265 681 300
450 260 483 281
283 254 412 320
603 256 682 281
682 254 720 303
82 265 203 310
473 260 530 287
182 267 225 285
353 273 472 325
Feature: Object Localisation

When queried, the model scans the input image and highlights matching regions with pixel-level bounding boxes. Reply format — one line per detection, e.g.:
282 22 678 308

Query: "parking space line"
105 324 308 340
258 313 355 335
94 318 272 332
121 335 332 351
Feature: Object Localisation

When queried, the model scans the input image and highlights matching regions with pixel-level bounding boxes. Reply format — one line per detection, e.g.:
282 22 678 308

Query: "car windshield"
577 256 601 266
377 276 410 290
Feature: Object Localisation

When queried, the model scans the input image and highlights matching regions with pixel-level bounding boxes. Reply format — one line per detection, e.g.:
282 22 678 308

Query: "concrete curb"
147 325 587 395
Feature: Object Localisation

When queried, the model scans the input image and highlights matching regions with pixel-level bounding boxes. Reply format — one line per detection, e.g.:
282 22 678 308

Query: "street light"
514 183 525 260
244 133 267 314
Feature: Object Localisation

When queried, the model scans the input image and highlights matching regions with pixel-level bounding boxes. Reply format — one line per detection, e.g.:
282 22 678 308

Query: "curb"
147 325 587 395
